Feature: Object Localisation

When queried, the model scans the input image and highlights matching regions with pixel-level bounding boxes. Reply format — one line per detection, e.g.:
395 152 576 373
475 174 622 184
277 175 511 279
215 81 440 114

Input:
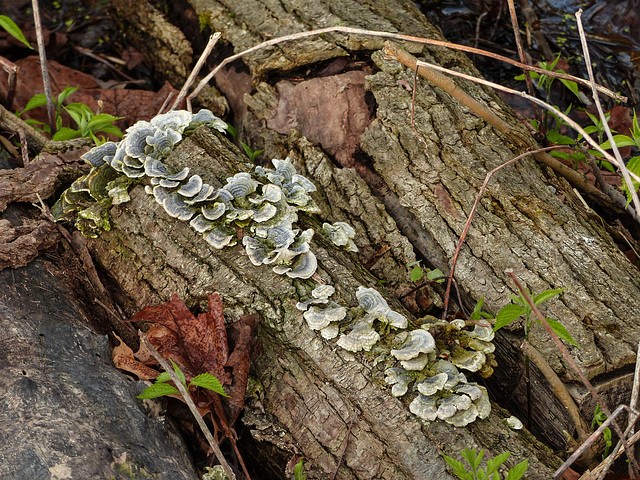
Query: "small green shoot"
407 260 445 283
294 458 306 480
17 85 123 143
241 142 264 162
492 287 577 346
599 109 640 205
136 359 228 400
470 296 493 322
442 448 528 480
0 15 33 49
591 405 612 460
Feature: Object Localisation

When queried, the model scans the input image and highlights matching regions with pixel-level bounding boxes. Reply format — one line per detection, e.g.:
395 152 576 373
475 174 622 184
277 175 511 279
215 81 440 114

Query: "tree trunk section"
94 0 640 477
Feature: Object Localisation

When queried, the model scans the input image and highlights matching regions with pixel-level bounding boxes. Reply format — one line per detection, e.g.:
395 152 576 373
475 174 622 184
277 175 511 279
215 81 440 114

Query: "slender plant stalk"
31 0 56 134
171 32 221 111
574 10 640 218
138 332 236 480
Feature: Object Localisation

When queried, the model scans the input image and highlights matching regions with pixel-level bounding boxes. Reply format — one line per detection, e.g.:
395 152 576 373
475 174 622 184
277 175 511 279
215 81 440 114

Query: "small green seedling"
492 287 577 346
294 458 306 480
443 448 528 480
137 359 228 400
0 15 33 49
17 85 123 143
241 142 264 162
591 404 612 460
407 260 445 283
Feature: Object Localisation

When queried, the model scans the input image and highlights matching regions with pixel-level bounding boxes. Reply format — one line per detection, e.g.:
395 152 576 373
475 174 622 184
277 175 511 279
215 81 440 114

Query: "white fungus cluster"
54 109 495 427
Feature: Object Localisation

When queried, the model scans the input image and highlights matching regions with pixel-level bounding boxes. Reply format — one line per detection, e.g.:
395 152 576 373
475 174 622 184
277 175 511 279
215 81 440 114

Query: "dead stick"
505 270 640 479
139 332 236 480
188 26 623 103
171 32 221 111
575 10 640 218
31 0 56 134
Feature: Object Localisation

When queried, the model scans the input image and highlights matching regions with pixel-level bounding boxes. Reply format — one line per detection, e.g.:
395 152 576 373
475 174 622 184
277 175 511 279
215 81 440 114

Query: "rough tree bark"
69 0 640 478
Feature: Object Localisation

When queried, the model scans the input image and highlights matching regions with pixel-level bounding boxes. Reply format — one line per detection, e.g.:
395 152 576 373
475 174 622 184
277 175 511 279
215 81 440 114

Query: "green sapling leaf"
486 451 510 474
426 268 445 283
21 94 47 113
155 371 172 383
170 359 187 387
190 373 229 397
442 454 472 480
543 317 579 346
533 288 565 305
410 266 423 282
51 127 80 141
505 459 528 480
0 15 33 49
493 304 526 332
136 382 180 399
57 86 78 105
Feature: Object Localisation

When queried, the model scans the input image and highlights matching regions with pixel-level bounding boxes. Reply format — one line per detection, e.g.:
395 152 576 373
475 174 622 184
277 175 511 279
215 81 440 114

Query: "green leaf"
486 452 510 474
546 130 575 146
550 151 571 161
57 86 78 105
294 458 306 480
471 296 485 321
22 94 48 113
601 135 639 150
189 373 229 397
462 448 483 470
559 78 581 100
410 266 423 282
632 110 640 144
544 317 579 346
0 15 33 49
170 359 186 387
493 304 526 332
136 382 180 399
506 459 528 480
226 123 238 138
95 123 123 138
533 288 565 305
86 114 123 131
51 127 80 141
442 454 472 480
155 371 172 383
426 268 445 283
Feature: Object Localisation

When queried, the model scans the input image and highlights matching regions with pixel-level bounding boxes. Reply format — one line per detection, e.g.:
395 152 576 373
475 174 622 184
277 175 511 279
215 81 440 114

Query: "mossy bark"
101 0 640 475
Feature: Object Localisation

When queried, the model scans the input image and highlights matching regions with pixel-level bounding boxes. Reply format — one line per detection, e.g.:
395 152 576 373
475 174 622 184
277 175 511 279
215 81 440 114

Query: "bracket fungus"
53 109 498 428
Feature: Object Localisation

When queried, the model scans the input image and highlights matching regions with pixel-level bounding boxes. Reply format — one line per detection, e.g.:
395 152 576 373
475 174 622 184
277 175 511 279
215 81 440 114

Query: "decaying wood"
91 0 640 476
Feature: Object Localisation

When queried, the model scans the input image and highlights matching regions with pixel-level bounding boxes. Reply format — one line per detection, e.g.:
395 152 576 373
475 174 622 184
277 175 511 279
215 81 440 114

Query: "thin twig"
187 26 624 103
139 332 236 480
575 10 640 218
331 412 358 480
31 0 56 135
403 55 640 188
383 42 628 213
171 32 221 111
440 146 562 318
505 271 640 479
